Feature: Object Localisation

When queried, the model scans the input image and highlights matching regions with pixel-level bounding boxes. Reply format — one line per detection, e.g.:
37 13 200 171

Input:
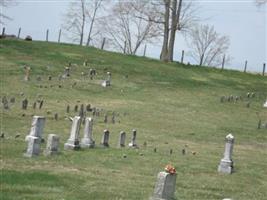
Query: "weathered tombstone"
2 96 9 109
218 134 235 174
36 76 41 81
111 113 115 124
100 129 109 147
48 75 52 81
54 113 58 121
32 101 36 109
86 104 91 112
44 134 60 156
154 148 157 153
74 105 78 112
170 149 173 155
182 149 186 155
62 67 70 78
64 116 81 150
101 72 111 87
247 92 250 98
22 98 28 110
25 116 45 142
263 100 267 108
79 104 85 118
66 105 70 113
118 131 126 147
39 100 44 109
128 129 138 148
257 119 261 129
81 117 95 148
24 136 40 157
220 96 225 103
83 60 88 66
246 102 250 108
10 97 15 103
104 114 108 123
150 171 177 200
24 66 31 81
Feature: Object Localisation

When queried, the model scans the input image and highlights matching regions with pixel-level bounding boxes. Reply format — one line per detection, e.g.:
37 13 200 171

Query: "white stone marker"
118 131 126 147
44 134 60 156
81 117 95 148
128 129 138 148
263 100 267 108
24 136 40 157
64 116 81 150
100 129 109 147
150 171 177 200
25 116 46 142
218 134 235 174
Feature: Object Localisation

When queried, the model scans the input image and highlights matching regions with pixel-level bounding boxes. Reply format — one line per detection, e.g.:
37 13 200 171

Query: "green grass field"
0 39 267 200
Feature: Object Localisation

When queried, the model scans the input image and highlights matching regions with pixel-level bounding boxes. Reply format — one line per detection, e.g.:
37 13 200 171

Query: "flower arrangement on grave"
164 164 176 174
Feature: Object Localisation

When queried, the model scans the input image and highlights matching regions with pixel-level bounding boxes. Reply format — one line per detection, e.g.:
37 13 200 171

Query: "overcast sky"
2 0 266 72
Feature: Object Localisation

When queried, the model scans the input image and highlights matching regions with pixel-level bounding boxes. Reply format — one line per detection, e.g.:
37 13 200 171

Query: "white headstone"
44 134 60 156
218 134 234 174
118 131 126 147
128 129 138 148
25 116 45 142
150 171 177 200
64 116 81 150
81 117 95 148
24 136 40 157
263 100 267 108
100 129 109 147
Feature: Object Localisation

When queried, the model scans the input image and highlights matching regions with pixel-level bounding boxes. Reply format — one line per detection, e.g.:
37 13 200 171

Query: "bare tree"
62 0 86 45
85 0 103 46
99 0 161 55
187 24 230 67
0 0 17 25
132 0 198 62
255 0 267 6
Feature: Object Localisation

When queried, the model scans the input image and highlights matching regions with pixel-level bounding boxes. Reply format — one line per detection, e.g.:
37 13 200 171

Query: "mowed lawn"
0 39 267 200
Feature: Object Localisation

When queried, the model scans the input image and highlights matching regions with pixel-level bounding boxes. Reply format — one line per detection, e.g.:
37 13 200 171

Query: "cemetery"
0 39 267 199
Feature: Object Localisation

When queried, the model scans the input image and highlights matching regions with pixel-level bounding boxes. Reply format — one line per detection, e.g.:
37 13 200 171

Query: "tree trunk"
80 0 85 46
86 7 97 46
168 0 182 62
160 0 170 62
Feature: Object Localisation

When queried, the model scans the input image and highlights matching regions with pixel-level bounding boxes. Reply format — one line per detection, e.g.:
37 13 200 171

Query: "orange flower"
164 164 176 174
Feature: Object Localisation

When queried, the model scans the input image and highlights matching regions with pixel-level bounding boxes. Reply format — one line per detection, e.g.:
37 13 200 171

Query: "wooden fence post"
143 45 147 57
181 50 184 64
2 27 5 37
17 27 21 39
46 29 49 42
221 54 225 70
101 37 106 50
244 60 247 73
58 29 61 43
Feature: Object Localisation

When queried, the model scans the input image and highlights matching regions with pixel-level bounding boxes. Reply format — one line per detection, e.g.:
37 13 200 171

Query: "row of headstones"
150 134 235 200
1 96 44 110
24 116 137 157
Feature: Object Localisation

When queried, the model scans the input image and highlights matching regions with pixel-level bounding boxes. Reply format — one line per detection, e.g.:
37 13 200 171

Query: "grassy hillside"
0 39 267 200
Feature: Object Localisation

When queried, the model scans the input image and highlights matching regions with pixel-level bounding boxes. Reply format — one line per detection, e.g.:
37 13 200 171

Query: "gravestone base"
150 171 176 200
100 143 109 148
218 159 234 174
64 139 80 150
81 138 95 148
24 136 40 158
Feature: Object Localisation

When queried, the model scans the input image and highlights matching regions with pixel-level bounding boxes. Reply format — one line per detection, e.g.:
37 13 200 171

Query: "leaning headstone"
81 117 95 148
128 129 138 148
39 100 44 109
74 105 78 112
150 168 177 200
44 134 60 156
25 116 46 142
22 98 28 110
66 105 70 113
54 113 58 121
104 114 108 123
118 131 126 147
100 129 109 147
24 66 31 81
2 96 9 109
64 116 81 150
24 136 40 157
263 100 267 108
218 134 235 174
33 102 37 109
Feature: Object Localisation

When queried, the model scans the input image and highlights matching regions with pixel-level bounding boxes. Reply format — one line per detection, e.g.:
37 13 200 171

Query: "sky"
1 0 266 72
